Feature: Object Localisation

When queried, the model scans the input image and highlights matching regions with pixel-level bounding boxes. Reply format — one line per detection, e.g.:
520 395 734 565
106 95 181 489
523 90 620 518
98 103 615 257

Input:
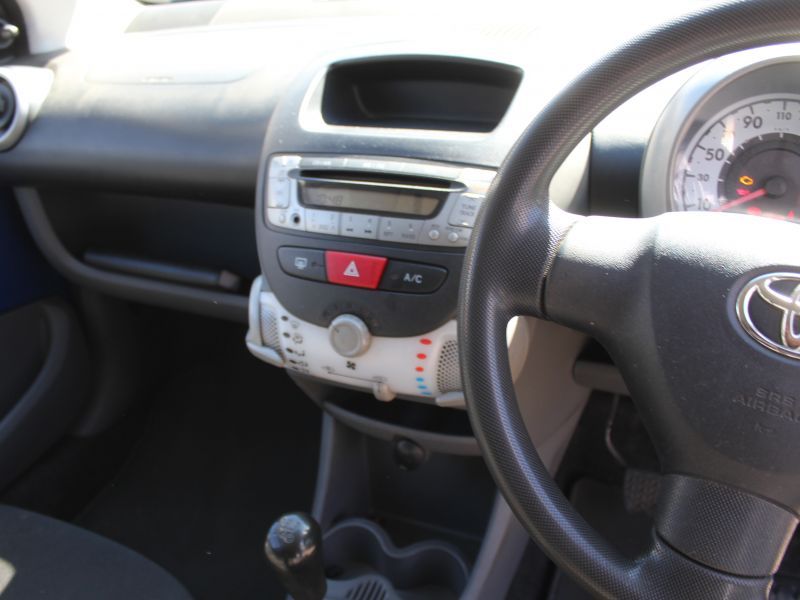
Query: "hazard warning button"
325 251 388 290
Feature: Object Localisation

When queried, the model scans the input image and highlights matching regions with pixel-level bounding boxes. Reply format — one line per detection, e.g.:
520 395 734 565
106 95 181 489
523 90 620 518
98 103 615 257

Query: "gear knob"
265 512 327 600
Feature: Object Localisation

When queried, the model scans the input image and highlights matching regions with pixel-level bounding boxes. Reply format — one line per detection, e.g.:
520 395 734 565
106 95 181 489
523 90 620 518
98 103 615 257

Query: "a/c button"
379 261 447 294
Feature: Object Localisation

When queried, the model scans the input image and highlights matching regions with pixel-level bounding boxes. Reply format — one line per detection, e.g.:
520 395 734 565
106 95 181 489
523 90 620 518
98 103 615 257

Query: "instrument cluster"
642 45 800 225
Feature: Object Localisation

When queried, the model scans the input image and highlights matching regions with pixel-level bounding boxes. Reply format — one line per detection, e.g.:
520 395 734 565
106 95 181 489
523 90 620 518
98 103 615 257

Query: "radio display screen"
299 181 444 217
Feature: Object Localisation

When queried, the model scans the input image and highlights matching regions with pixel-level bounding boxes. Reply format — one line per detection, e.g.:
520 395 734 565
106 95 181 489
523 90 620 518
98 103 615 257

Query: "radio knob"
329 314 371 358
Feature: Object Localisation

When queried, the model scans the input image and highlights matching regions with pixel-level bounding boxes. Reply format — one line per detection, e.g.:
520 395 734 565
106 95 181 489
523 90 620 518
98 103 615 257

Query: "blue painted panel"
0 192 63 314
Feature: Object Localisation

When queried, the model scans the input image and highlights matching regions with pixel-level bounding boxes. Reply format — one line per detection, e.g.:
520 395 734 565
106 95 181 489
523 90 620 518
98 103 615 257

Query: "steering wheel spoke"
653 474 797 577
543 215 651 335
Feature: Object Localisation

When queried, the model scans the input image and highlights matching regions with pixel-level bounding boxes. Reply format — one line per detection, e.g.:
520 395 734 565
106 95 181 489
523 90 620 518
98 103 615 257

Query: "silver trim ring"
736 272 800 360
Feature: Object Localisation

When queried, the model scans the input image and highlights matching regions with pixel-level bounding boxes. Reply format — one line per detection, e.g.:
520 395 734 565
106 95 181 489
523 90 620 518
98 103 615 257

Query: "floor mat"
76 345 321 600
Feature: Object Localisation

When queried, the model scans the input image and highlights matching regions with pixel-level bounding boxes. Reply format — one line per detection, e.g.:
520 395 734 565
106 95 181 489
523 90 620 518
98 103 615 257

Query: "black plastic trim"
16 188 247 323
323 401 479 457
0 299 89 490
83 250 242 293
261 226 462 336
321 57 522 133
656 474 797 577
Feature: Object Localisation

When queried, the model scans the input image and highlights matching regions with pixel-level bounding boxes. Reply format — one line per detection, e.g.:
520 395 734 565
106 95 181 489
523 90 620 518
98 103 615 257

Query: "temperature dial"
328 314 371 358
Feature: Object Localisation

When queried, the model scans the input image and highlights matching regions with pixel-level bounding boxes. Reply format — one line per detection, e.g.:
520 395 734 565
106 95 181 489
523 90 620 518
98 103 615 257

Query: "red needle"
714 187 767 212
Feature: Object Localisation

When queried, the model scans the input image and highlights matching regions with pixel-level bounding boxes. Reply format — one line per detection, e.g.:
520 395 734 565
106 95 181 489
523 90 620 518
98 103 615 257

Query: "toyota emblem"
736 273 800 360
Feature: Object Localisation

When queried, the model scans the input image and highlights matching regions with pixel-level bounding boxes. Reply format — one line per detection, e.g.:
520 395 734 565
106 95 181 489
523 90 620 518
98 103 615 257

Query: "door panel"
0 192 90 491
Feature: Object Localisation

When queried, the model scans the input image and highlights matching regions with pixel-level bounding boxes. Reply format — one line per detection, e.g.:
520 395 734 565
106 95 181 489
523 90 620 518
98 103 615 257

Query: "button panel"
378 218 422 243
278 246 449 295
265 154 494 248
277 247 327 282
250 288 461 402
448 193 483 228
341 213 379 239
379 261 448 294
306 209 340 235
325 251 388 290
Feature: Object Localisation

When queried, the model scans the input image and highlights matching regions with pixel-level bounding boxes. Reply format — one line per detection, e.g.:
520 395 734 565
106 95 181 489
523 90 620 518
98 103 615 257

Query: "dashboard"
2 1 797 410
246 42 800 407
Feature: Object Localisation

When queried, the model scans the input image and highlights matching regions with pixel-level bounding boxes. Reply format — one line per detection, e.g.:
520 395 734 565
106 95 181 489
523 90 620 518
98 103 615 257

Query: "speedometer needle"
714 187 767 212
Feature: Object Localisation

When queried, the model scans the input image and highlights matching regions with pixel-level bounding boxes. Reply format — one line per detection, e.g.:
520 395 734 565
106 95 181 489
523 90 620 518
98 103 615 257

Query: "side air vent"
259 302 280 350
437 339 462 393
0 80 14 132
0 67 53 151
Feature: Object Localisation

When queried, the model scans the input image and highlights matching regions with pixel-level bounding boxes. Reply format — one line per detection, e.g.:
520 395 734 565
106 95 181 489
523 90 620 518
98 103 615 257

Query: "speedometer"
674 93 800 223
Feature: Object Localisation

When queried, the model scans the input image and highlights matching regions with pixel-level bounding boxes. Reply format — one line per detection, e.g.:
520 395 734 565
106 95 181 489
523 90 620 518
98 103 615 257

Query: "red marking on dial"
714 187 767 212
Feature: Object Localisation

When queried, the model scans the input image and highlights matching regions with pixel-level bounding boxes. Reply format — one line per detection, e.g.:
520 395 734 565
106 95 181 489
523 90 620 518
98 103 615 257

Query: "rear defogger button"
379 261 448 294
278 247 327 282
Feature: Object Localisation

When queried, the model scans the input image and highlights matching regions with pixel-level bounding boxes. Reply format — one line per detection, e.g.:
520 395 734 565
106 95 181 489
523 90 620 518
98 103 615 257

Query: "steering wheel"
459 1 800 598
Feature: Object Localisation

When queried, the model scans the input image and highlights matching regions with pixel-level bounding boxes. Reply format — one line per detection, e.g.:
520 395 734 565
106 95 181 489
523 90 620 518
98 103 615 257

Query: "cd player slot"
296 170 466 193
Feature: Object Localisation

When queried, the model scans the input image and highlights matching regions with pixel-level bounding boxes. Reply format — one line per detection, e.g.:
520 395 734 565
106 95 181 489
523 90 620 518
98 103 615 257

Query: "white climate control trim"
246 277 531 408
245 276 285 368
246 277 463 405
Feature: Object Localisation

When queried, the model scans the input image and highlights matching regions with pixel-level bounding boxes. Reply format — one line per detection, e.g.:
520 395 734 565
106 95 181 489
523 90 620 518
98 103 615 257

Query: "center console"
249 151 494 405
244 50 539 410
246 47 592 600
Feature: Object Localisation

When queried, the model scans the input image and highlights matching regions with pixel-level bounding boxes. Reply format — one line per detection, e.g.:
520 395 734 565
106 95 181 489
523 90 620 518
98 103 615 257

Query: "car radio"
252 154 499 405
264 155 495 248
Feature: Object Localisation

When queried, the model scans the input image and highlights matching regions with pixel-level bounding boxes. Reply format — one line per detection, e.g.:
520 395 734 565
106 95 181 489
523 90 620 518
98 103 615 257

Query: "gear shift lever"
265 512 327 600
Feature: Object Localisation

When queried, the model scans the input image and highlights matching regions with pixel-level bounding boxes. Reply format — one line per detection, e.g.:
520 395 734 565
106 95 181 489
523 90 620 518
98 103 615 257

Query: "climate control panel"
277 247 448 294
246 278 464 406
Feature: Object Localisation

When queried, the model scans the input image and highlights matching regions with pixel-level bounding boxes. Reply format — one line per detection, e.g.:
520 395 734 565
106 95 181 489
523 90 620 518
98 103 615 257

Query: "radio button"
269 154 300 179
378 218 422 244
278 247 327 282
305 210 340 235
341 213 379 239
448 194 483 228
326 251 387 290
422 222 470 246
266 177 291 208
444 225 470 245
379 261 447 294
